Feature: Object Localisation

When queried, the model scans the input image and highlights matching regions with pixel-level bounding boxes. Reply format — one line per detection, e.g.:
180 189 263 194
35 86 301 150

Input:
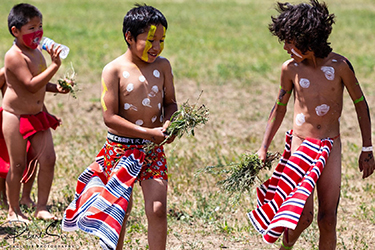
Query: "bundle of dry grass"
57 63 78 99
144 93 209 152
205 152 280 195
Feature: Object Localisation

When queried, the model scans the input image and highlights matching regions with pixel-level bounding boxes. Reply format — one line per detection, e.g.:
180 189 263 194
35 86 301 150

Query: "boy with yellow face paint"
62 4 177 250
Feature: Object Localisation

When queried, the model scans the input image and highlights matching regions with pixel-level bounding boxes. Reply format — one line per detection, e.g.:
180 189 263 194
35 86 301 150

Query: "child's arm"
0 67 5 95
0 67 5 89
160 59 178 136
101 64 166 144
45 82 69 94
257 62 293 161
4 44 61 93
342 59 374 179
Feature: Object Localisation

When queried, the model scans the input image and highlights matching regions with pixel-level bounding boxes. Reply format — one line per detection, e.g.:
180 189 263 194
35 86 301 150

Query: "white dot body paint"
315 104 330 116
160 115 163 123
321 66 335 80
338 117 341 123
158 103 161 110
142 98 152 107
294 63 298 67
299 78 310 88
135 120 144 126
148 85 159 97
124 103 138 111
296 113 305 126
123 71 130 78
332 59 337 62
126 83 134 92
152 85 159 93
139 75 146 82
151 116 157 123
153 69 160 78
291 48 303 58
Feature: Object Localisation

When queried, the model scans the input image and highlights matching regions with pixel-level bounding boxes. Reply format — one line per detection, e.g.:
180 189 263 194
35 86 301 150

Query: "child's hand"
55 115 63 125
162 120 176 144
57 63 78 98
57 81 70 94
57 78 75 94
256 148 267 164
359 151 375 179
149 127 167 145
46 43 62 67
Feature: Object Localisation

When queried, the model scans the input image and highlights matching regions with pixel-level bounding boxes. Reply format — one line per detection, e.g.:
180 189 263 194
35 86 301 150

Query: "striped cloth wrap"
62 143 145 250
247 130 333 244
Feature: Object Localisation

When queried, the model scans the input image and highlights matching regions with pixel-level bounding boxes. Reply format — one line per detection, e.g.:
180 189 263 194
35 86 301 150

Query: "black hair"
269 0 335 58
122 4 168 46
8 3 42 38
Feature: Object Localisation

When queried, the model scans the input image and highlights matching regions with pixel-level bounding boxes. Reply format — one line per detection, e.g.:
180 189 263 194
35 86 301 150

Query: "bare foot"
6 212 30 224
34 209 58 221
20 197 36 209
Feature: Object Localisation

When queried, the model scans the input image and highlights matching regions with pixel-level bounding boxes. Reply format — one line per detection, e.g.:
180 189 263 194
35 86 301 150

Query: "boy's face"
129 24 166 63
13 16 43 50
283 41 304 62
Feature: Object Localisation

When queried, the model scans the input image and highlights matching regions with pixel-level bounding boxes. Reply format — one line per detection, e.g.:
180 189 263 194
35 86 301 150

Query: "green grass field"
0 0 375 249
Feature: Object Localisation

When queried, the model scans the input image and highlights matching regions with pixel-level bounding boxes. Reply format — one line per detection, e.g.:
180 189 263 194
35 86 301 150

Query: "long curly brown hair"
269 0 336 58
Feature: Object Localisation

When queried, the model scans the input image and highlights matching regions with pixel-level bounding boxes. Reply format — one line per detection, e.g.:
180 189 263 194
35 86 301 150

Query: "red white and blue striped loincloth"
62 140 146 250
247 130 333 244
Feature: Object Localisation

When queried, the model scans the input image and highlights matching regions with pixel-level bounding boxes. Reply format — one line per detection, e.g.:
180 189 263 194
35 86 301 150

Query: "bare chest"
23 50 47 76
293 65 343 102
118 67 165 115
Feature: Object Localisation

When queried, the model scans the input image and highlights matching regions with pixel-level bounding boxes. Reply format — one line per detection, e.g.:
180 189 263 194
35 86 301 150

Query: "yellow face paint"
141 25 157 62
101 77 108 111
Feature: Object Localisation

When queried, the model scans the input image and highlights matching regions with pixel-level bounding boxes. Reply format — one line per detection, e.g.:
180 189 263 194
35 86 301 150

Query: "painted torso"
289 52 346 139
114 56 166 129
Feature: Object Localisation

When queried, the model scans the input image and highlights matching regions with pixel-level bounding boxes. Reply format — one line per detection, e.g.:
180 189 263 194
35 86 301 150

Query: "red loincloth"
247 130 333 244
0 107 59 180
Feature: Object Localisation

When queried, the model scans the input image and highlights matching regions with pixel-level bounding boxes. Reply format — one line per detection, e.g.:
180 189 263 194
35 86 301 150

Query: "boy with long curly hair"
248 1 374 249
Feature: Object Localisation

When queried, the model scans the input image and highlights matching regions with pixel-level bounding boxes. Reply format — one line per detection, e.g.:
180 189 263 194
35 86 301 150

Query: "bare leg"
20 171 37 208
280 192 314 249
116 195 133 250
280 136 314 249
141 179 168 250
316 139 341 250
20 146 37 208
0 177 8 209
30 129 57 220
280 137 341 250
2 111 29 222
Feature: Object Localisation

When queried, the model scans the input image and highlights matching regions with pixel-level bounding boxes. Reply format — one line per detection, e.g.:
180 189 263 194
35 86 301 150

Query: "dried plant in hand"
204 152 280 195
144 93 209 152
58 63 78 98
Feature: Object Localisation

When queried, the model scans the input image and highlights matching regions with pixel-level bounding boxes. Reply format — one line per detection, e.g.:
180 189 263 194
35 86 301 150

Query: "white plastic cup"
40 37 70 59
